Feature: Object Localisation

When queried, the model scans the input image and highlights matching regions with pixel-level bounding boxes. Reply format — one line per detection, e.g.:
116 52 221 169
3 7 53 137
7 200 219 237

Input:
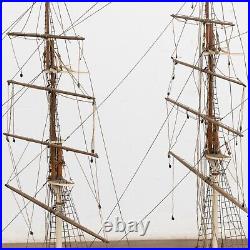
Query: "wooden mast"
170 3 246 247
45 2 63 181
4 3 110 246
205 3 219 248
45 3 63 247
205 2 220 155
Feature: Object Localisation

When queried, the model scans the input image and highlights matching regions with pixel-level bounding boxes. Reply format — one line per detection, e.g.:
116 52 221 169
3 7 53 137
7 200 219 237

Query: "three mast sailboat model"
166 2 247 248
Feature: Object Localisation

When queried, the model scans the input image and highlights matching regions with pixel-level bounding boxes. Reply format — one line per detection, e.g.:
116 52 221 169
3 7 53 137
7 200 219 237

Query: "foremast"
4 2 108 247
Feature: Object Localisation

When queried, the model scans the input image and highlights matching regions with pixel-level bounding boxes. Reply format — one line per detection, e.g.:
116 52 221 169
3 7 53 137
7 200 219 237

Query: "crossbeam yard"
165 97 243 137
171 14 235 26
7 80 95 100
169 151 247 214
5 184 108 243
172 58 246 87
3 133 98 158
7 32 85 41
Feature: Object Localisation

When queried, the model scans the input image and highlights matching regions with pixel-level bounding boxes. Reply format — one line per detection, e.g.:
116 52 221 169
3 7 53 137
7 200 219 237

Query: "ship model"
2 2 248 248
166 2 247 248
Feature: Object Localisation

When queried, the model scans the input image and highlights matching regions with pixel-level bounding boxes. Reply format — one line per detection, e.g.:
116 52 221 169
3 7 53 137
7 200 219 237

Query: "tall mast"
205 2 219 154
4 3 108 247
45 3 62 247
168 3 247 247
205 2 219 248
45 2 62 180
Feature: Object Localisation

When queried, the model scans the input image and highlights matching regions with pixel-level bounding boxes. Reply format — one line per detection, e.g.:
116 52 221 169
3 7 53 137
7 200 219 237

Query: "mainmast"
45 3 62 247
204 2 219 248
168 2 247 248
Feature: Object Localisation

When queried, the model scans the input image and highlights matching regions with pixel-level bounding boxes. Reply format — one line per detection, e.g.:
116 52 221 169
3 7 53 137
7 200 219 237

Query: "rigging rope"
221 3 245 201
231 3 248 80
64 2 187 141
7 148 47 184
26 112 49 245
10 191 35 242
56 5 109 241
2 71 44 117
63 2 99 33
6 142 30 183
7 142 33 235
171 156 175 220
2 2 36 39
115 171 192 244
90 46 206 244
74 153 99 203
20 2 34 33
64 3 111 33
80 49 130 245
2 182 47 232
2 1 107 110
10 38 22 74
